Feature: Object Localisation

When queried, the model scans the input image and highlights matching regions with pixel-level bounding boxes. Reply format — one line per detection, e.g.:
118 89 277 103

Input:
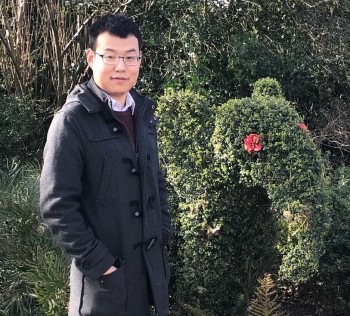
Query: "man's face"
86 32 141 105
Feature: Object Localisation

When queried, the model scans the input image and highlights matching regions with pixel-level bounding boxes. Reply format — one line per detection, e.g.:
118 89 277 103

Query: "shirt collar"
99 89 136 114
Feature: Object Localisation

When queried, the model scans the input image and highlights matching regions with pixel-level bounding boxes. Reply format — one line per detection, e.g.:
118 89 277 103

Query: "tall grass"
0 161 69 316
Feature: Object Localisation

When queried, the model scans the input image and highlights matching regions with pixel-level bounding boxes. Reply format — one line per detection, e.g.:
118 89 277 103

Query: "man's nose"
114 57 126 70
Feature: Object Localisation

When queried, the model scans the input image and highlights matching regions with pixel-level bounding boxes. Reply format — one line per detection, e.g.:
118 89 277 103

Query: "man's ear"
86 48 94 67
139 50 142 66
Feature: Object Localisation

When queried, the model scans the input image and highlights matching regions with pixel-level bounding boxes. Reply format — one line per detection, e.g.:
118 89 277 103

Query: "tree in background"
1 1 349 162
0 0 132 107
126 0 350 169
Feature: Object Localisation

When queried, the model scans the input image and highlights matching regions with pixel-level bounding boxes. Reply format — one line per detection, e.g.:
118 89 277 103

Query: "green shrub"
0 94 43 162
157 85 279 315
251 77 283 99
318 166 350 292
213 82 325 211
157 88 214 199
212 78 329 285
157 78 329 314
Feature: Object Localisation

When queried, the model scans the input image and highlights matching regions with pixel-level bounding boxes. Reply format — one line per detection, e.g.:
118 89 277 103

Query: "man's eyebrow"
104 48 138 53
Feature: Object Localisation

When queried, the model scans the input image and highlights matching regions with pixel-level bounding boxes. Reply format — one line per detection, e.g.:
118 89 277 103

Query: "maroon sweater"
114 108 136 149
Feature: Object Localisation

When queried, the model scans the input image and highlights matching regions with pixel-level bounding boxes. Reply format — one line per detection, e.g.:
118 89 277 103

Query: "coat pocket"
94 158 113 203
80 264 127 316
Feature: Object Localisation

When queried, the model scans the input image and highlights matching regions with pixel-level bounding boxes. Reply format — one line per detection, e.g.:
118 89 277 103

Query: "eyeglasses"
94 51 141 66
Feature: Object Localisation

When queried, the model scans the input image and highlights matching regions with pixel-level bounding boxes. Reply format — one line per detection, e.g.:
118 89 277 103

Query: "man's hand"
103 266 117 275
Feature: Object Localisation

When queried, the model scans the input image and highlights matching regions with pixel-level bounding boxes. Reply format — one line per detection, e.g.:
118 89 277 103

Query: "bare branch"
298 0 330 9
0 29 25 95
45 0 64 107
113 0 134 14
61 12 97 58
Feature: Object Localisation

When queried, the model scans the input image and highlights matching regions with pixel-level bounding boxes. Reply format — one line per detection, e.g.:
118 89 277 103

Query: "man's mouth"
111 77 127 80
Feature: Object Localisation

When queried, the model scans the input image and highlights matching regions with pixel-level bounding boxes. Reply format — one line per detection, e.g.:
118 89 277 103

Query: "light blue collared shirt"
102 91 136 114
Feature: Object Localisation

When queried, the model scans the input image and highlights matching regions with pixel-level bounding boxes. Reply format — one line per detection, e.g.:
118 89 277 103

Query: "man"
40 14 173 316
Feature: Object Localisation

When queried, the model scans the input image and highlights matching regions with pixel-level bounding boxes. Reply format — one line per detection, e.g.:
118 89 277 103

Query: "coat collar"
76 78 156 116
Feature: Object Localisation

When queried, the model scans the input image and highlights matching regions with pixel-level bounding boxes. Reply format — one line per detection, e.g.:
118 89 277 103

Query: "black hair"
88 14 143 50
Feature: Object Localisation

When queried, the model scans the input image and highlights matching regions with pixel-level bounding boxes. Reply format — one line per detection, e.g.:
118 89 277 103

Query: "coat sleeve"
157 167 174 245
40 109 115 280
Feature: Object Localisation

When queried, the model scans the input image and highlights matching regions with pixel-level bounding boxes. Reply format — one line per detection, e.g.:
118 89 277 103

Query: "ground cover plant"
0 162 70 315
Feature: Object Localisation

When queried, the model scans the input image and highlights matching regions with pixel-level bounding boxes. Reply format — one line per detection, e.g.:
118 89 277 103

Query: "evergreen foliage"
180 303 212 316
0 94 43 162
157 78 330 314
212 78 328 285
318 167 350 291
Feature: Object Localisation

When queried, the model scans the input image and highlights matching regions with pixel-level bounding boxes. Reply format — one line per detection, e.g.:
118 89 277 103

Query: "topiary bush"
156 88 216 309
157 88 214 200
212 77 329 285
157 78 330 315
157 85 279 315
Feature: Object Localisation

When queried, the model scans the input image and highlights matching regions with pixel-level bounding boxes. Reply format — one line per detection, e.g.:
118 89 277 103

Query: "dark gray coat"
40 79 173 316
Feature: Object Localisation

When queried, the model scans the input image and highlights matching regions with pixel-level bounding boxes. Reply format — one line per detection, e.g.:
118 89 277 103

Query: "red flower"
298 123 308 132
244 133 263 153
